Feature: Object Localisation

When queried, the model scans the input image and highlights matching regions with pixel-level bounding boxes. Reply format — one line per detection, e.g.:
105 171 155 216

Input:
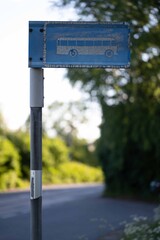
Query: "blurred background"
0 0 160 202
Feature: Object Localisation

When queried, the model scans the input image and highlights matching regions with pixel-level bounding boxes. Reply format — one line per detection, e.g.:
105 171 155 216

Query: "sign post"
30 68 44 240
28 21 130 240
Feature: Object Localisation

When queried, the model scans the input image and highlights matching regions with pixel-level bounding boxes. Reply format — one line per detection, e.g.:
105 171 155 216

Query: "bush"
56 161 103 184
70 137 100 167
0 137 21 190
7 131 30 179
42 137 70 183
43 137 69 168
42 161 103 185
0 131 103 189
121 205 160 240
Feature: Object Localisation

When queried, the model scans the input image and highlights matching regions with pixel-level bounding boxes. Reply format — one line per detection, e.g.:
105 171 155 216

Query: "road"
0 184 157 240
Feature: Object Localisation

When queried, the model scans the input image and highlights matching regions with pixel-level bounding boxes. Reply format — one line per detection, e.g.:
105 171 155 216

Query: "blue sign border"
29 21 130 68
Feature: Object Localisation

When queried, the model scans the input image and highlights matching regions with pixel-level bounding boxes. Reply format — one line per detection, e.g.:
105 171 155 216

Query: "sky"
0 0 101 142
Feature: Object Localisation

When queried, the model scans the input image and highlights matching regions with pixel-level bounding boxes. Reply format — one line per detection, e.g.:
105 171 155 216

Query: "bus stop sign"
29 21 130 68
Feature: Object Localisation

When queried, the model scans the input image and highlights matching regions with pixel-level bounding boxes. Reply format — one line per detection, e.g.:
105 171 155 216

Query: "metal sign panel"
29 21 130 68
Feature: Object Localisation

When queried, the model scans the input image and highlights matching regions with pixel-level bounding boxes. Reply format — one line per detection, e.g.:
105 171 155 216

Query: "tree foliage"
0 108 102 189
52 0 160 197
0 136 21 189
44 101 100 166
45 101 88 144
7 131 30 179
70 137 99 166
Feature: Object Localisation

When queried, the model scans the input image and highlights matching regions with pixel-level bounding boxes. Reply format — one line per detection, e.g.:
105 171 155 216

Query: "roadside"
98 229 123 240
0 185 157 240
99 204 160 240
0 182 103 194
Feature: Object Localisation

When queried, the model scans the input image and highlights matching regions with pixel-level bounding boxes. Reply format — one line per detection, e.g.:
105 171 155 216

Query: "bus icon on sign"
56 37 118 57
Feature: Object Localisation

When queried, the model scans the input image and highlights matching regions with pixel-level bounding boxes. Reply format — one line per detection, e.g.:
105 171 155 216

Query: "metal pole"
30 68 44 240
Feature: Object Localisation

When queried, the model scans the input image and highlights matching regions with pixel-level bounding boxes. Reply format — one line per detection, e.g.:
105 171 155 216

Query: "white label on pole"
30 170 42 199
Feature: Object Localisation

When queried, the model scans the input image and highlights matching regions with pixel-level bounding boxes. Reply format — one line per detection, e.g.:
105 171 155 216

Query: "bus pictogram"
56 37 118 57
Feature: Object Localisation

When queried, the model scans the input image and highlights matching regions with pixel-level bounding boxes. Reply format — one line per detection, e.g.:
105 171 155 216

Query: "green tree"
45 101 100 166
43 136 69 167
0 111 7 136
52 0 160 197
45 101 88 145
42 136 70 183
0 136 21 189
70 137 99 166
7 130 30 179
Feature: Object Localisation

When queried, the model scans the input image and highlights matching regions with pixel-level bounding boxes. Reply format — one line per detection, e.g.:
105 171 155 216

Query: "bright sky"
0 0 101 142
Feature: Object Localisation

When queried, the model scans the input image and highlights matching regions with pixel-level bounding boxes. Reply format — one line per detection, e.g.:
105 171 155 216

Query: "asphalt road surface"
0 184 157 240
